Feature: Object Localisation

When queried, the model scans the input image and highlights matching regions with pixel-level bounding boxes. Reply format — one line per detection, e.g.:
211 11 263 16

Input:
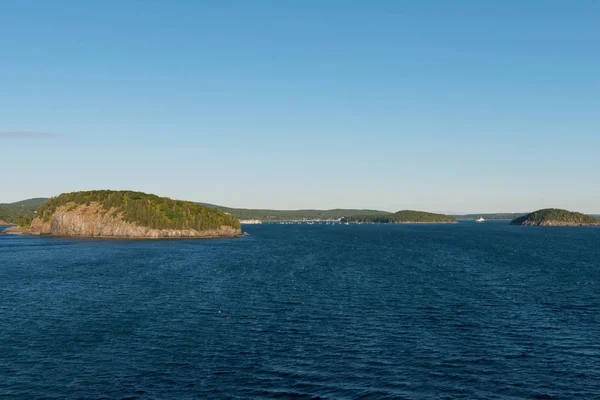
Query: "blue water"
1 222 599 399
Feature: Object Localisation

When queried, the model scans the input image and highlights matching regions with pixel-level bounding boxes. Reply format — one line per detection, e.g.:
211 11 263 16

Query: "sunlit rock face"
2 203 242 239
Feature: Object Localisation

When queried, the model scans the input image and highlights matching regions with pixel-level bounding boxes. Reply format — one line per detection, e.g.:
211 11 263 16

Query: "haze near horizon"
2 1 599 213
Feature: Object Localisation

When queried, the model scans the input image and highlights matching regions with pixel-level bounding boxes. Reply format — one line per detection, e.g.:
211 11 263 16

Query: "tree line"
35 190 241 231
342 210 456 223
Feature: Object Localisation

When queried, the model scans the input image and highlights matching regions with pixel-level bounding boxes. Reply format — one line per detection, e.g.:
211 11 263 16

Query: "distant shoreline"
454 218 513 221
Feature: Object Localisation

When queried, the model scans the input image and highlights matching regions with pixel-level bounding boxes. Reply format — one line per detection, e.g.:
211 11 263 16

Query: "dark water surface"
1 222 599 399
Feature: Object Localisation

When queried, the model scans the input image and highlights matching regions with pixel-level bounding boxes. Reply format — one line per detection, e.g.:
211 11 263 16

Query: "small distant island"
510 208 600 226
342 210 456 224
2 190 242 238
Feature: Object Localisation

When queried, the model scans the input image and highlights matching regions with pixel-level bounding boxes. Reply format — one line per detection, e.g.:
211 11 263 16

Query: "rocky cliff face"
2 203 242 238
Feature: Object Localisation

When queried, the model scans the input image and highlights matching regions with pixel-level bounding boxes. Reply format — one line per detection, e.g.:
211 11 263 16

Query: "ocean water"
1 222 599 399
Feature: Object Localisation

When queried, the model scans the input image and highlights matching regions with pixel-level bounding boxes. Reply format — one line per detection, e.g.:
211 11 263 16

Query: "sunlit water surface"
1 222 599 399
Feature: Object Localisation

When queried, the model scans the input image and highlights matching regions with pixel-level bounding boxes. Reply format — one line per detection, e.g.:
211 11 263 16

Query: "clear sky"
1 1 599 213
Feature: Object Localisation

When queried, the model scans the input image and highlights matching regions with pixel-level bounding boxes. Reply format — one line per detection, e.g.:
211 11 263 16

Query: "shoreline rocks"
1 203 243 239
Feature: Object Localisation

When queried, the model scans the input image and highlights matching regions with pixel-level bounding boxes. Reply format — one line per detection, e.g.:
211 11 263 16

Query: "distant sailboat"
476 217 485 223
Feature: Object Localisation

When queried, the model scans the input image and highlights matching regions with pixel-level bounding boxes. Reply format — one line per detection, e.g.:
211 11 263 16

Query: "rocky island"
1 190 242 238
342 210 457 224
510 208 600 226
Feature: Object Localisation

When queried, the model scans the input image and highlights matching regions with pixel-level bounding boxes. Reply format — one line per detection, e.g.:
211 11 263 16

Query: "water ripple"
1 223 599 398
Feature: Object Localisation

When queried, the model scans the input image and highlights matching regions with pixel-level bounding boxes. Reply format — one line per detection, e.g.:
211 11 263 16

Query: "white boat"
476 217 485 223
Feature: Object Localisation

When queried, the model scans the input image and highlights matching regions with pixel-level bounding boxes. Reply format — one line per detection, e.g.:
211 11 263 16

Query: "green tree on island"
36 190 241 231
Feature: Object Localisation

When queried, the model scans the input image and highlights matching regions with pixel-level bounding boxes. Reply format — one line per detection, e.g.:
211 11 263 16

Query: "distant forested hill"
343 210 456 224
452 213 526 220
199 203 391 221
0 198 48 224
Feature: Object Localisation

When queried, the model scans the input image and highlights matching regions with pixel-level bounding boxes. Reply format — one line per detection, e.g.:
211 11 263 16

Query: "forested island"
2 190 242 238
511 209 600 226
342 210 456 224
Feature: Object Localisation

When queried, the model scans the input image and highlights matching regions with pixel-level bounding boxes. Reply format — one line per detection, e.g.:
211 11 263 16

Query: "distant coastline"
2 196 600 230
342 210 456 224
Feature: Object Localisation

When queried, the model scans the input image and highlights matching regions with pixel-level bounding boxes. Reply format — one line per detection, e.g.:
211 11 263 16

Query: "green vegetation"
3 195 458 225
10 195 597 227
511 208 600 226
199 203 391 221
0 198 47 226
342 210 456 223
452 213 526 220
36 190 240 231
2 195 449 224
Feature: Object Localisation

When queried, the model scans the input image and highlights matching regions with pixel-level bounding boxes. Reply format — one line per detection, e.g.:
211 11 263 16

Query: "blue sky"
1 1 599 213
